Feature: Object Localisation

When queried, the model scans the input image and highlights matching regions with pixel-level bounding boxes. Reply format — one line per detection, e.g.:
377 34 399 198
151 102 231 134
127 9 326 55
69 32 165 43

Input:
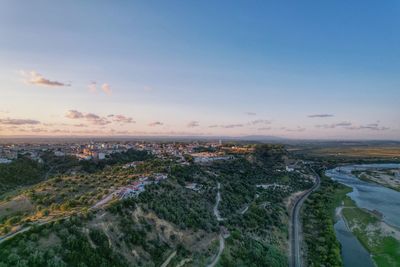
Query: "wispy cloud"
249 119 271 125
258 127 272 131
30 127 48 133
73 123 87 128
108 114 135 124
315 121 389 131
101 83 112 95
315 121 352 129
245 112 257 116
221 124 244 128
0 118 41 125
284 126 306 132
22 71 70 87
148 121 163 127
66 110 84 119
88 82 97 93
65 110 110 125
308 114 334 118
187 121 200 127
84 113 110 125
346 123 390 131
208 123 244 128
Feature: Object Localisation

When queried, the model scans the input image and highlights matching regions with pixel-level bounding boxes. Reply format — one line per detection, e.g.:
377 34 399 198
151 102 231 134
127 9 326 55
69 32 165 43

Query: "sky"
0 0 399 139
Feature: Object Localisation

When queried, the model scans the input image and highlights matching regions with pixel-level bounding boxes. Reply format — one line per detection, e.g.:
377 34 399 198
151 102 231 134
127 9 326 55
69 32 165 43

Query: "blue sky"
0 0 399 139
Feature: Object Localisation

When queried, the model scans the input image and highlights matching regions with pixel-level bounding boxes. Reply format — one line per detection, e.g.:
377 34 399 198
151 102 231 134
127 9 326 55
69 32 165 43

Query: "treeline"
42 148 152 174
79 149 153 173
302 172 351 267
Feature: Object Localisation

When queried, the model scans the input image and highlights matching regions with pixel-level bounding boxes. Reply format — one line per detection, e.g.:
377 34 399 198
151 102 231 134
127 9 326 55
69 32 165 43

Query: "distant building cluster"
0 143 42 163
71 142 139 160
0 139 242 166
190 152 233 164
0 141 136 163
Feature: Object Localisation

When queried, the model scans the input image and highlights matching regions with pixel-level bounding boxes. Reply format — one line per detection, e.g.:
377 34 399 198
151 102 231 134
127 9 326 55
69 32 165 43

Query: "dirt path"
206 235 225 267
213 183 224 221
0 214 71 245
160 250 176 267
206 182 226 267
240 205 249 215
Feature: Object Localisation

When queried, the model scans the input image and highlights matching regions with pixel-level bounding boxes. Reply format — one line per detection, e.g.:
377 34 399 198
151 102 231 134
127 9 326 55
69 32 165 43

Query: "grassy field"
312 147 400 159
292 143 400 164
342 197 400 267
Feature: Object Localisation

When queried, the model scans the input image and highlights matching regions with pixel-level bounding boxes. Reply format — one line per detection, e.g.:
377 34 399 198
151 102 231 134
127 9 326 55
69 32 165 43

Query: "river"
326 163 400 267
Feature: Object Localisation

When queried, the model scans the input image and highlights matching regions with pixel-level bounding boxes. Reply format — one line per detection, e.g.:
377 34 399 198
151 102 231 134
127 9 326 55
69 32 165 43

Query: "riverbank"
327 164 400 267
351 169 400 192
341 196 400 267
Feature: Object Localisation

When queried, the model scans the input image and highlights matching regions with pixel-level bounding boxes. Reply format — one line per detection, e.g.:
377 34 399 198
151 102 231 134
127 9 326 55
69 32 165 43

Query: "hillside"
0 145 314 266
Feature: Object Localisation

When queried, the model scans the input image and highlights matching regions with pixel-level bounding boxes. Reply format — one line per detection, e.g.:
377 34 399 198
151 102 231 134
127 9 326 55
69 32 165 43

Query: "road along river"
326 163 400 267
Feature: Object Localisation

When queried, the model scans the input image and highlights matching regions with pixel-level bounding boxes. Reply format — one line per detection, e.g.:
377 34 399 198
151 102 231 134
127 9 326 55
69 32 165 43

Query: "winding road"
207 182 225 267
213 182 224 221
289 169 321 267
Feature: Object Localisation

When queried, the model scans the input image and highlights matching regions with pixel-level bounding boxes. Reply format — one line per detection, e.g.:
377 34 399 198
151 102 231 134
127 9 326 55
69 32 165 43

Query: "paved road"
289 169 321 267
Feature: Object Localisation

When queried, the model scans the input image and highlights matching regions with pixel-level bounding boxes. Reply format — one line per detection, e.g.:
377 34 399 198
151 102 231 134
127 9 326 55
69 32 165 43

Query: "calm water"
326 163 400 228
334 218 374 267
326 163 400 267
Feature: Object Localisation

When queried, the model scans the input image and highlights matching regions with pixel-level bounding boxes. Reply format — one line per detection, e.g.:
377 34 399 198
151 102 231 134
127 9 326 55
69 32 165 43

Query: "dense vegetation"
138 181 218 232
0 144 319 266
212 145 312 267
0 157 45 196
0 215 128 267
0 149 152 198
79 149 153 173
0 149 155 236
302 170 351 267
